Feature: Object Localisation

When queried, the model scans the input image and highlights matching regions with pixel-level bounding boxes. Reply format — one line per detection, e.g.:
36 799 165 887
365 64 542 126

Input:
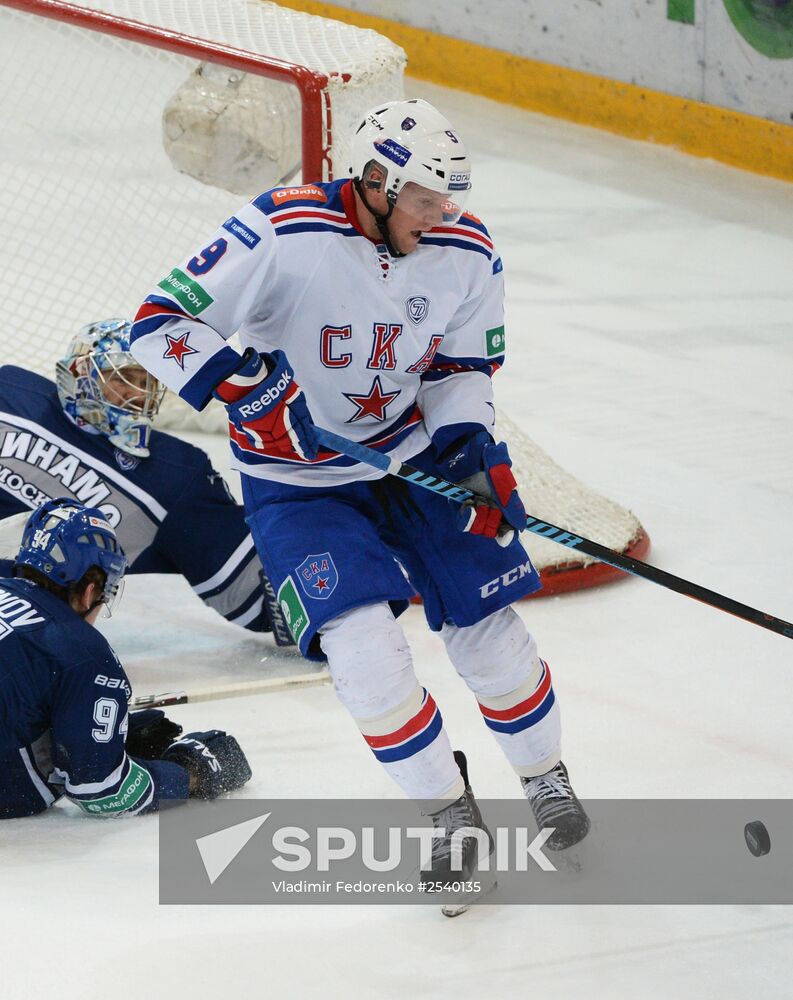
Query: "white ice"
3 77 793 999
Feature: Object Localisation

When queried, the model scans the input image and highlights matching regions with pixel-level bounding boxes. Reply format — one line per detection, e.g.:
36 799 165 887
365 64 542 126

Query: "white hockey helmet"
349 98 472 226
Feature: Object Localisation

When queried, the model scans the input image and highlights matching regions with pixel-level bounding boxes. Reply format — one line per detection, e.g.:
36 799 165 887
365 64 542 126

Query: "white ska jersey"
131 179 506 486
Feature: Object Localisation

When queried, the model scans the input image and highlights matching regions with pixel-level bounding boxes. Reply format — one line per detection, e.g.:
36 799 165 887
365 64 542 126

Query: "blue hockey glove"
162 730 252 799
438 429 526 547
125 709 183 759
215 348 319 462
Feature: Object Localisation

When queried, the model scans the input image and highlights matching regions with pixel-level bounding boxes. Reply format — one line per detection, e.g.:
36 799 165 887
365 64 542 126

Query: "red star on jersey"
162 332 198 370
313 576 330 594
343 375 401 423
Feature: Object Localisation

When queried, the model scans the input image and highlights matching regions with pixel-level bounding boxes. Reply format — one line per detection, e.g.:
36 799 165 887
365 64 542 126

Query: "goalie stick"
315 427 793 641
131 670 330 709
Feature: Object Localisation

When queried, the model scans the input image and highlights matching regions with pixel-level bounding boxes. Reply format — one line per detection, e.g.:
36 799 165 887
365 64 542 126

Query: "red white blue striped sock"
356 685 464 803
476 659 562 777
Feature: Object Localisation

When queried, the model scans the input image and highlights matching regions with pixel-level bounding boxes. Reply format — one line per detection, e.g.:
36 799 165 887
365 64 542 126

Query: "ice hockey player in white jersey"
0 498 251 819
0 320 291 645
131 99 589 887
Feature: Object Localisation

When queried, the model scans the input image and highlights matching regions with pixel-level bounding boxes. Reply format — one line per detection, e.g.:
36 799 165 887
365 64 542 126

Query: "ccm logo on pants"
479 561 534 599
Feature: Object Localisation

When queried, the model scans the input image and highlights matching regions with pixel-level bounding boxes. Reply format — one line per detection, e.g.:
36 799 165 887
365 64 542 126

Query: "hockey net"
0 0 649 595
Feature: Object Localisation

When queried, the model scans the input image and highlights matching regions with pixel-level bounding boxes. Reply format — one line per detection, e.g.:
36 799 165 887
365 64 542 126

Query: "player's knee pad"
319 602 416 718
440 606 540 698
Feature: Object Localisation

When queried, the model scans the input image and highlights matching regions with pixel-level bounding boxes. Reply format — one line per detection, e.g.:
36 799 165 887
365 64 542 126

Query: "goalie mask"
349 98 472 257
15 498 128 617
56 319 165 457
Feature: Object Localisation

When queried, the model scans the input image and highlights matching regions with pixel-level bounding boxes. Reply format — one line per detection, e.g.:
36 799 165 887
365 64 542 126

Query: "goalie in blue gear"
0 319 292 644
0 498 251 819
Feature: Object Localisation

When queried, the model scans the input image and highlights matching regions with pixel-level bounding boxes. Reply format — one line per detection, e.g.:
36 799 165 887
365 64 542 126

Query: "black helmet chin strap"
353 178 405 259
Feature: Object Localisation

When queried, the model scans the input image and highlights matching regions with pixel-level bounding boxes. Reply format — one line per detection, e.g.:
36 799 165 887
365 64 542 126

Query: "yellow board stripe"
275 0 793 184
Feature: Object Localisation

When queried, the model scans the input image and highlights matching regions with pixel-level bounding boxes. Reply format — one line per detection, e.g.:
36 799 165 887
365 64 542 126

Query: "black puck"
744 820 771 857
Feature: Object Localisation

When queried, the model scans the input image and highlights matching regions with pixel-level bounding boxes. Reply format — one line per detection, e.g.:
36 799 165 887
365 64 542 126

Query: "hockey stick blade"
131 670 331 709
315 427 793 641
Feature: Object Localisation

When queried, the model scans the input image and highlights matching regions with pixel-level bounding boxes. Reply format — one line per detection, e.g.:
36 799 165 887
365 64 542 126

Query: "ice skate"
521 760 590 852
420 751 496 915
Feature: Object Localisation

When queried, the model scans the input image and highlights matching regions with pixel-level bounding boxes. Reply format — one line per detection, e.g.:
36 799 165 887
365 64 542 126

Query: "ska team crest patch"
296 552 339 601
405 296 429 325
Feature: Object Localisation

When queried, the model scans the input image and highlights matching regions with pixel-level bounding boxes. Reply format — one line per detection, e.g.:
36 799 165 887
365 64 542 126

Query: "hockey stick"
131 670 331 710
316 427 793 641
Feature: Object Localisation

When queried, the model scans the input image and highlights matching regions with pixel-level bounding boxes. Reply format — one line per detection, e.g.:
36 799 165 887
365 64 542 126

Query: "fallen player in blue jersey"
0 319 291 645
0 498 251 819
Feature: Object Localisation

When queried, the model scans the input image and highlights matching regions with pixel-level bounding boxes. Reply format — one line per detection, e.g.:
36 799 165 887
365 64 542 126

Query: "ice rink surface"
3 77 793 998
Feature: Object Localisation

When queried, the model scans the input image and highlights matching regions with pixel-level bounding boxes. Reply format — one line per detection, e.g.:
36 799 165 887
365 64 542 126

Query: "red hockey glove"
215 349 319 462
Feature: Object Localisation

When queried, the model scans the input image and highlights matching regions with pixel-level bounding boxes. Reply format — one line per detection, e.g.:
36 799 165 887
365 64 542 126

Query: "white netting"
496 414 646 578
75 0 407 184
161 62 304 197
0 0 405 381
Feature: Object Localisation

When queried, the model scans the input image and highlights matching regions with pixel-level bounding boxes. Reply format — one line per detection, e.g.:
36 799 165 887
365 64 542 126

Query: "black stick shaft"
317 427 793 641
536 527 793 639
